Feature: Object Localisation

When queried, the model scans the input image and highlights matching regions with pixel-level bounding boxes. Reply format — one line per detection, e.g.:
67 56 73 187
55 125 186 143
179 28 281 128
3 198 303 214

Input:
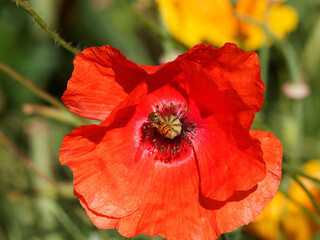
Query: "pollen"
142 102 197 163
163 115 182 138
148 113 182 139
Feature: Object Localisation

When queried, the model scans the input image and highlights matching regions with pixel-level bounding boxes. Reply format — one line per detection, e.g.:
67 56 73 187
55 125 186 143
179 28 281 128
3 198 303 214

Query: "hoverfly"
148 112 182 139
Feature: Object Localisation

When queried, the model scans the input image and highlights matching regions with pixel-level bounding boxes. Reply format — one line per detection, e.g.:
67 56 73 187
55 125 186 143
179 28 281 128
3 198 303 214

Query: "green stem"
258 3 272 85
23 104 88 127
0 130 60 192
0 61 89 126
258 45 271 105
118 0 164 38
274 40 301 83
289 173 320 216
275 40 303 162
283 164 320 184
0 61 66 110
49 201 88 240
233 11 275 39
280 190 320 226
117 0 187 51
258 45 270 83
12 0 81 55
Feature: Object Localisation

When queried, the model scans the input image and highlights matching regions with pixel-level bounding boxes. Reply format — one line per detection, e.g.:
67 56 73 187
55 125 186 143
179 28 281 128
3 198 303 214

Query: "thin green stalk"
117 0 187 51
0 129 77 200
118 0 164 38
0 130 59 192
258 45 271 106
258 45 270 84
289 173 320 216
49 202 88 240
275 40 303 162
236 4 301 84
233 11 275 39
274 40 301 83
0 62 89 126
280 190 320 226
23 104 88 127
293 101 303 161
28 118 56 231
0 61 66 110
233 10 301 87
12 0 80 55
283 164 320 184
258 2 272 85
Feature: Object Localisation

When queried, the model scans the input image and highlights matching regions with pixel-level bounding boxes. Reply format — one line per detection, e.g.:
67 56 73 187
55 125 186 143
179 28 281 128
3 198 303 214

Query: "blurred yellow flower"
157 0 298 50
246 159 320 240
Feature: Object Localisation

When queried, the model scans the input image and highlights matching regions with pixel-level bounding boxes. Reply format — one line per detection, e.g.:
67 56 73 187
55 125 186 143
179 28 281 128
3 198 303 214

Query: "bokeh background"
0 0 320 239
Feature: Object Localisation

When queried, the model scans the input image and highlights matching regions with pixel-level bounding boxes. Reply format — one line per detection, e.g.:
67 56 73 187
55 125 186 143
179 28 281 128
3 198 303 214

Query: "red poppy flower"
59 43 282 240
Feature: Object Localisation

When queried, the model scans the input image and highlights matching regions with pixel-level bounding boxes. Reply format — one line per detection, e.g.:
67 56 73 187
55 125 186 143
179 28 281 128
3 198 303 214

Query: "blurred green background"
0 0 320 239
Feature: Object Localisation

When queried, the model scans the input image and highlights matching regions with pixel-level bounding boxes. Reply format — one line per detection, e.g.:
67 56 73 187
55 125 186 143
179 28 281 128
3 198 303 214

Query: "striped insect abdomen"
158 121 172 137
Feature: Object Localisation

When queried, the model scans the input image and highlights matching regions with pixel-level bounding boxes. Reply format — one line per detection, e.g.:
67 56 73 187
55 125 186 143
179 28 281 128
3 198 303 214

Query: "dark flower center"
141 102 197 163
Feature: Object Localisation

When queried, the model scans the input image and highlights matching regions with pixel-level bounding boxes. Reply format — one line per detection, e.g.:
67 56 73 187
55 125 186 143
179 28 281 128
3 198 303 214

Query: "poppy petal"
60 43 282 240
77 155 219 239
180 43 265 114
181 60 252 115
139 64 164 74
76 131 281 240
212 130 282 233
61 45 146 121
75 190 119 229
60 80 155 218
193 115 266 201
59 122 156 218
